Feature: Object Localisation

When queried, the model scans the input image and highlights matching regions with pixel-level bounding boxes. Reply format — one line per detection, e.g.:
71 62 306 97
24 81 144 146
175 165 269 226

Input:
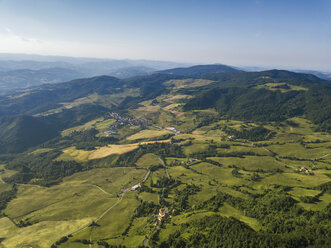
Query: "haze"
0 0 330 71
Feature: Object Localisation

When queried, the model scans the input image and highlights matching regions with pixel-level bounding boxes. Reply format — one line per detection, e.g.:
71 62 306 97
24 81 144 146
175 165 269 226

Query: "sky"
0 0 330 71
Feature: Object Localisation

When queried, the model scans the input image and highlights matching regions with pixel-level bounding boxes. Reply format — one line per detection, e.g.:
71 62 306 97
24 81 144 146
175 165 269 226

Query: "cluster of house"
297 166 314 175
165 127 181 134
158 207 169 222
152 206 170 226
104 112 148 136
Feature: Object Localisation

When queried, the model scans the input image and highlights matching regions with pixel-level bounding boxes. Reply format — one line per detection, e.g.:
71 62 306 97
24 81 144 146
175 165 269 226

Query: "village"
104 112 183 137
104 112 149 136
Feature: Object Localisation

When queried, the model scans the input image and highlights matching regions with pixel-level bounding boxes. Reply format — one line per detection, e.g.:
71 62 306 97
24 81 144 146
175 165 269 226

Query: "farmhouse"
158 207 169 221
104 130 118 136
131 183 141 191
165 127 181 134
298 166 313 175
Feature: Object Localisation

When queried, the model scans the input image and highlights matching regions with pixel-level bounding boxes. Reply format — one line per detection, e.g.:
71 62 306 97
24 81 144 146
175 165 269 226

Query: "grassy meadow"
0 90 330 247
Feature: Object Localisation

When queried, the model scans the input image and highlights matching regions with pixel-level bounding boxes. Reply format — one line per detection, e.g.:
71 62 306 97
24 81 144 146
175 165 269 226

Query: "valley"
0 66 330 247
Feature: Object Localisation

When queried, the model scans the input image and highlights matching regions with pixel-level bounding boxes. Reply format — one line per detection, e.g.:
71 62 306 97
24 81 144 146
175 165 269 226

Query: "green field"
0 94 330 247
136 153 162 169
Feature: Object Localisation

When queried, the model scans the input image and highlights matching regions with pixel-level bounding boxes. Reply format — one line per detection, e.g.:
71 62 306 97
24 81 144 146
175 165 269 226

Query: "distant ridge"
159 64 242 77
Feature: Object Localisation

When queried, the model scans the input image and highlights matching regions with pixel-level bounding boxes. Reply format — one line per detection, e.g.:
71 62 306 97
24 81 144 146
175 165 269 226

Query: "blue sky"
0 0 330 70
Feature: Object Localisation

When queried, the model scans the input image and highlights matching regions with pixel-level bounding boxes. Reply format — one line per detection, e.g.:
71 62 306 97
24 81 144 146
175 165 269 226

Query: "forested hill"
201 69 328 87
0 66 330 154
183 70 331 132
0 64 330 248
159 64 242 77
0 75 122 116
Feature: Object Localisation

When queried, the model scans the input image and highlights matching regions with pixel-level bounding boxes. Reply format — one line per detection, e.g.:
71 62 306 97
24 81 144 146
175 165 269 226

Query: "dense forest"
184 84 331 132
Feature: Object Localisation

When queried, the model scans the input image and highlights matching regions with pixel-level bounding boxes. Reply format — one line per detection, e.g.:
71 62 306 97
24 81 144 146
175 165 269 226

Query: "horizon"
0 0 330 71
0 52 330 74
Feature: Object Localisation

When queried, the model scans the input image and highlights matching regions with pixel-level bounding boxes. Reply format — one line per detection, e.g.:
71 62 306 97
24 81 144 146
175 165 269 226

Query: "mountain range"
1 54 330 93
0 53 189 92
0 62 330 248
0 64 329 154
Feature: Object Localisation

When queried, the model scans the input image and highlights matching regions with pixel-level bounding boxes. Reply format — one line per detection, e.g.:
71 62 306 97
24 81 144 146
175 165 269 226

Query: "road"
71 192 125 236
158 157 170 179
95 191 125 223
1 164 154 245
71 184 113 196
319 153 331 159
72 167 152 238
142 170 151 183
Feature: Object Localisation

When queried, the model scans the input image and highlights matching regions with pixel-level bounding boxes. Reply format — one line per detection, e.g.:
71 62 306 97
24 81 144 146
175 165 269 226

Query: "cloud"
21 37 42 43
4 27 42 43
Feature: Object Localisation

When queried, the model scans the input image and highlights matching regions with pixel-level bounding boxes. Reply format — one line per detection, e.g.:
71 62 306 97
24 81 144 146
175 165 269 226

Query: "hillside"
0 68 86 91
0 115 58 153
107 66 155 79
159 64 241 77
0 65 330 248
0 55 188 92
184 71 331 131
0 68 330 153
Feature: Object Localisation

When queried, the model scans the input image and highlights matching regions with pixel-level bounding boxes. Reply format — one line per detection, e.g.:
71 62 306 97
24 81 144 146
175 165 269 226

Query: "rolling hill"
159 64 242 77
0 67 86 91
0 54 189 92
0 65 330 248
0 67 329 154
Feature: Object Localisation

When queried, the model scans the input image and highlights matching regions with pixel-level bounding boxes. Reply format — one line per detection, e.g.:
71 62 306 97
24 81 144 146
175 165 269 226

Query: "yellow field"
55 139 171 162
162 94 192 103
126 129 172 141
89 144 139 159
163 103 181 111
164 79 214 89
89 140 170 160
29 148 54 155
56 146 92 162
256 83 308 93
0 217 17 238
136 104 161 112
